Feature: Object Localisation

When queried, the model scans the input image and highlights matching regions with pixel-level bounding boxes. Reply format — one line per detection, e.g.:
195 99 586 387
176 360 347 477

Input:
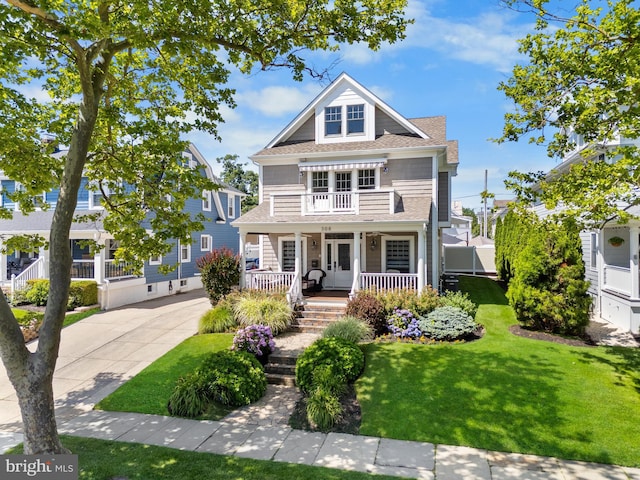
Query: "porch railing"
302 192 356 215
11 257 45 294
603 265 631 295
245 270 294 294
71 259 136 280
359 272 418 292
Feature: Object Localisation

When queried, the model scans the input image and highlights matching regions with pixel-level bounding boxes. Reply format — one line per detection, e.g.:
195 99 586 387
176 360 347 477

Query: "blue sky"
185 0 564 213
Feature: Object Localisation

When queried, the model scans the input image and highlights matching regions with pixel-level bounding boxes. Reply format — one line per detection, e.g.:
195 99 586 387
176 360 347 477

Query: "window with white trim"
358 169 375 190
347 104 364 134
201 234 212 252
202 190 211 211
325 106 342 135
227 194 235 218
590 232 598 270
312 172 329 192
385 239 411 273
180 242 191 263
281 240 295 272
149 254 162 266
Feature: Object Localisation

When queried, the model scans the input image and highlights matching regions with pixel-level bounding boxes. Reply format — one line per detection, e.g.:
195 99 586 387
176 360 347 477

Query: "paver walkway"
1 290 639 480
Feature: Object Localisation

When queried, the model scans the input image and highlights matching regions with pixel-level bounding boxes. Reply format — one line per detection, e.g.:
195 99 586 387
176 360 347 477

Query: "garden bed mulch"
509 325 595 347
289 385 361 435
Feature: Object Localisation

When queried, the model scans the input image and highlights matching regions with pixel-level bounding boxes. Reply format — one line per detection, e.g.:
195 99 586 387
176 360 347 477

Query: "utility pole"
483 170 488 238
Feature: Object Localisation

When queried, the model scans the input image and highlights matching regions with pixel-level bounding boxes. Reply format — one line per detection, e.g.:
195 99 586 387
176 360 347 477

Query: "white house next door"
325 239 352 289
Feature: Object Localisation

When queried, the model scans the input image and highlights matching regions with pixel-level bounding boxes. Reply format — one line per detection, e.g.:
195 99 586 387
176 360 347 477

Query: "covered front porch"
598 226 640 333
238 224 437 305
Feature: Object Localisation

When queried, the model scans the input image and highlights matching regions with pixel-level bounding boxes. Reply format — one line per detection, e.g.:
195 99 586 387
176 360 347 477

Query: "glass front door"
325 239 352 289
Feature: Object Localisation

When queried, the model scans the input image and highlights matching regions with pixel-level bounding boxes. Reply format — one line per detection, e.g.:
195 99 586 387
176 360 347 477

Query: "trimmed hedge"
295 337 364 394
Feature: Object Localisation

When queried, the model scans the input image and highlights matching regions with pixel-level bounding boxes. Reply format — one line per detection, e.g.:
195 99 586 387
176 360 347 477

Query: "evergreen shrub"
418 306 478 341
295 337 364 394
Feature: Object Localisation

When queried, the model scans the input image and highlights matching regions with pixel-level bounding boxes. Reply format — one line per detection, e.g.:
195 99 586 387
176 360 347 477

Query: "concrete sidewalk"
1 290 639 479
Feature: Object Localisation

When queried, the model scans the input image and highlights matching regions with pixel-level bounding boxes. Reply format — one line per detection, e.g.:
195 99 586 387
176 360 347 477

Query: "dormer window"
347 105 365 134
325 107 342 135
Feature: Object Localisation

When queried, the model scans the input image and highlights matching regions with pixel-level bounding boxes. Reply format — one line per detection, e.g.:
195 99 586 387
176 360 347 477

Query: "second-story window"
358 169 375 190
347 104 365 134
227 194 235 218
202 190 211 211
325 106 342 135
312 172 329 192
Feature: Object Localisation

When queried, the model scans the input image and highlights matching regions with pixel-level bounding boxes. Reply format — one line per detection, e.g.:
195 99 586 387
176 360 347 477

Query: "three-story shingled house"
233 73 459 301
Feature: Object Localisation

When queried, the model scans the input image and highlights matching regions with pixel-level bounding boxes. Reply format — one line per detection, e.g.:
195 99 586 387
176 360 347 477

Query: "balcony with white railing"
270 189 396 217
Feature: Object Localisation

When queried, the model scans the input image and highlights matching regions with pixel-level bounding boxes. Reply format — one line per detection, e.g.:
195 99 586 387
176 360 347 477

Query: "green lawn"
8 436 398 480
96 333 234 419
357 276 640 467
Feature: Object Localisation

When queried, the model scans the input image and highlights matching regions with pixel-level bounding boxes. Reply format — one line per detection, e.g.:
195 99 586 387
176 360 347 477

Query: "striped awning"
298 158 387 172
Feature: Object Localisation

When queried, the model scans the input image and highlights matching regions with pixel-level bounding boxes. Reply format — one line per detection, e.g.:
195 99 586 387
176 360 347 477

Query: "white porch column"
631 226 639 300
0 238 6 282
294 232 302 295
39 245 48 279
417 226 426 291
352 231 361 294
239 231 246 289
94 239 105 284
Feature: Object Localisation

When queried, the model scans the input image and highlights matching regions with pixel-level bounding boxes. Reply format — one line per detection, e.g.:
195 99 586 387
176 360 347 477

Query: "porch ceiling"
0 210 105 233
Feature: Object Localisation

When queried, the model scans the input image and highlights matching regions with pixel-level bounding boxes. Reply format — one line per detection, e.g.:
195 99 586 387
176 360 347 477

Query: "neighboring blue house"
0 143 243 309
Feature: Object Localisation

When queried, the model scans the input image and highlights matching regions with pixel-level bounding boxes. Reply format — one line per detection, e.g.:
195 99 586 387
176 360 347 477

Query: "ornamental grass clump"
321 315 373 343
198 305 237 334
233 293 293 335
418 306 478 341
386 308 422 338
231 324 275 357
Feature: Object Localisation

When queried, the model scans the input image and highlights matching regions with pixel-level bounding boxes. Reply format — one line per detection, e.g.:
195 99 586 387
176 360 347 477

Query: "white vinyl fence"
443 245 496 274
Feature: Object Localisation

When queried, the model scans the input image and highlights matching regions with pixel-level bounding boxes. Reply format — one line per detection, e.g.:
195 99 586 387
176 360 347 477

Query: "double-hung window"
347 104 365 134
358 169 375 190
325 106 342 135
201 234 212 252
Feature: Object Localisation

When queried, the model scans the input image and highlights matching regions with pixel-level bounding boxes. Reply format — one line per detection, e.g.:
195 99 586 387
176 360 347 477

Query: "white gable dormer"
315 86 376 144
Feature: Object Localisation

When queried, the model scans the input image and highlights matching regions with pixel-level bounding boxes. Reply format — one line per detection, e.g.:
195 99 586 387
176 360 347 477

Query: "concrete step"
265 372 296 387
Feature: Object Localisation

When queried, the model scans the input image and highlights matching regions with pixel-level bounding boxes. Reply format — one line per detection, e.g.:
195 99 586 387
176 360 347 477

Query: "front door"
325 239 352 289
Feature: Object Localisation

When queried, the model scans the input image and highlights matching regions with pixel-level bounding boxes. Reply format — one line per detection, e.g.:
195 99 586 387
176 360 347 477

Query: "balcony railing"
270 189 395 217
303 192 355 214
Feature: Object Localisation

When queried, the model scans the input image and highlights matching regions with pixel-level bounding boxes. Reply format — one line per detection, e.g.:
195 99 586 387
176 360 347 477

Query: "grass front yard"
357 276 640 467
96 334 235 419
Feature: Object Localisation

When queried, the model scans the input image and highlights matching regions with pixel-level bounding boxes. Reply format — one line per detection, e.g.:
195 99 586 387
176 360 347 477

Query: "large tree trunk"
0 91 102 453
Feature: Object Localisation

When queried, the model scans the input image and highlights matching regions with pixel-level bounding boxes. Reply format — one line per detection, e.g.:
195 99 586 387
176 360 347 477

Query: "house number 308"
321 226 332 232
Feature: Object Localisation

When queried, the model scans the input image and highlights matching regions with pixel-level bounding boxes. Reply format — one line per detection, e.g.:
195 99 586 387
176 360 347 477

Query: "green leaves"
499 0 640 227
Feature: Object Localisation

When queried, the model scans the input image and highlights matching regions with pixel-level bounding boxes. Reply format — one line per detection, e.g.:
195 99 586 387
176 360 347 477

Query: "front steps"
265 300 347 386
290 301 347 334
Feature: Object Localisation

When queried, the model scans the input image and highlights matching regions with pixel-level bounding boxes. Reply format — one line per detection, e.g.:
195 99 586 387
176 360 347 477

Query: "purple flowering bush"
387 307 422 338
231 324 276 357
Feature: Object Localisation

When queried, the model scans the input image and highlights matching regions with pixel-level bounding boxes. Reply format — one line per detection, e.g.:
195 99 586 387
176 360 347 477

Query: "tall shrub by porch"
196 248 241 305
496 211 591 335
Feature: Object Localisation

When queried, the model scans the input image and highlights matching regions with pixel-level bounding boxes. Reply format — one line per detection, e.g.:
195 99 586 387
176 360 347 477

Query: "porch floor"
303 289 349 303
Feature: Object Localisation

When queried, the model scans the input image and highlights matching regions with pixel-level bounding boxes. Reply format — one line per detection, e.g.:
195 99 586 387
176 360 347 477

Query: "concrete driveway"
0 289 210 432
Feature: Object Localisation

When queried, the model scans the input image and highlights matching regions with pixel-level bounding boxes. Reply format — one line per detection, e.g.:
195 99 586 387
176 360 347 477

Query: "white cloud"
239 85 321 117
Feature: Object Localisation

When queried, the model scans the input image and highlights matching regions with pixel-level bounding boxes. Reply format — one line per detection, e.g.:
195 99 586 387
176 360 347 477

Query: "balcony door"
324 237 352 289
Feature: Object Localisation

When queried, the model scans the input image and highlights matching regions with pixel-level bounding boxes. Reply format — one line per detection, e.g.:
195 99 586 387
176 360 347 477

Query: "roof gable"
265 73 429 149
